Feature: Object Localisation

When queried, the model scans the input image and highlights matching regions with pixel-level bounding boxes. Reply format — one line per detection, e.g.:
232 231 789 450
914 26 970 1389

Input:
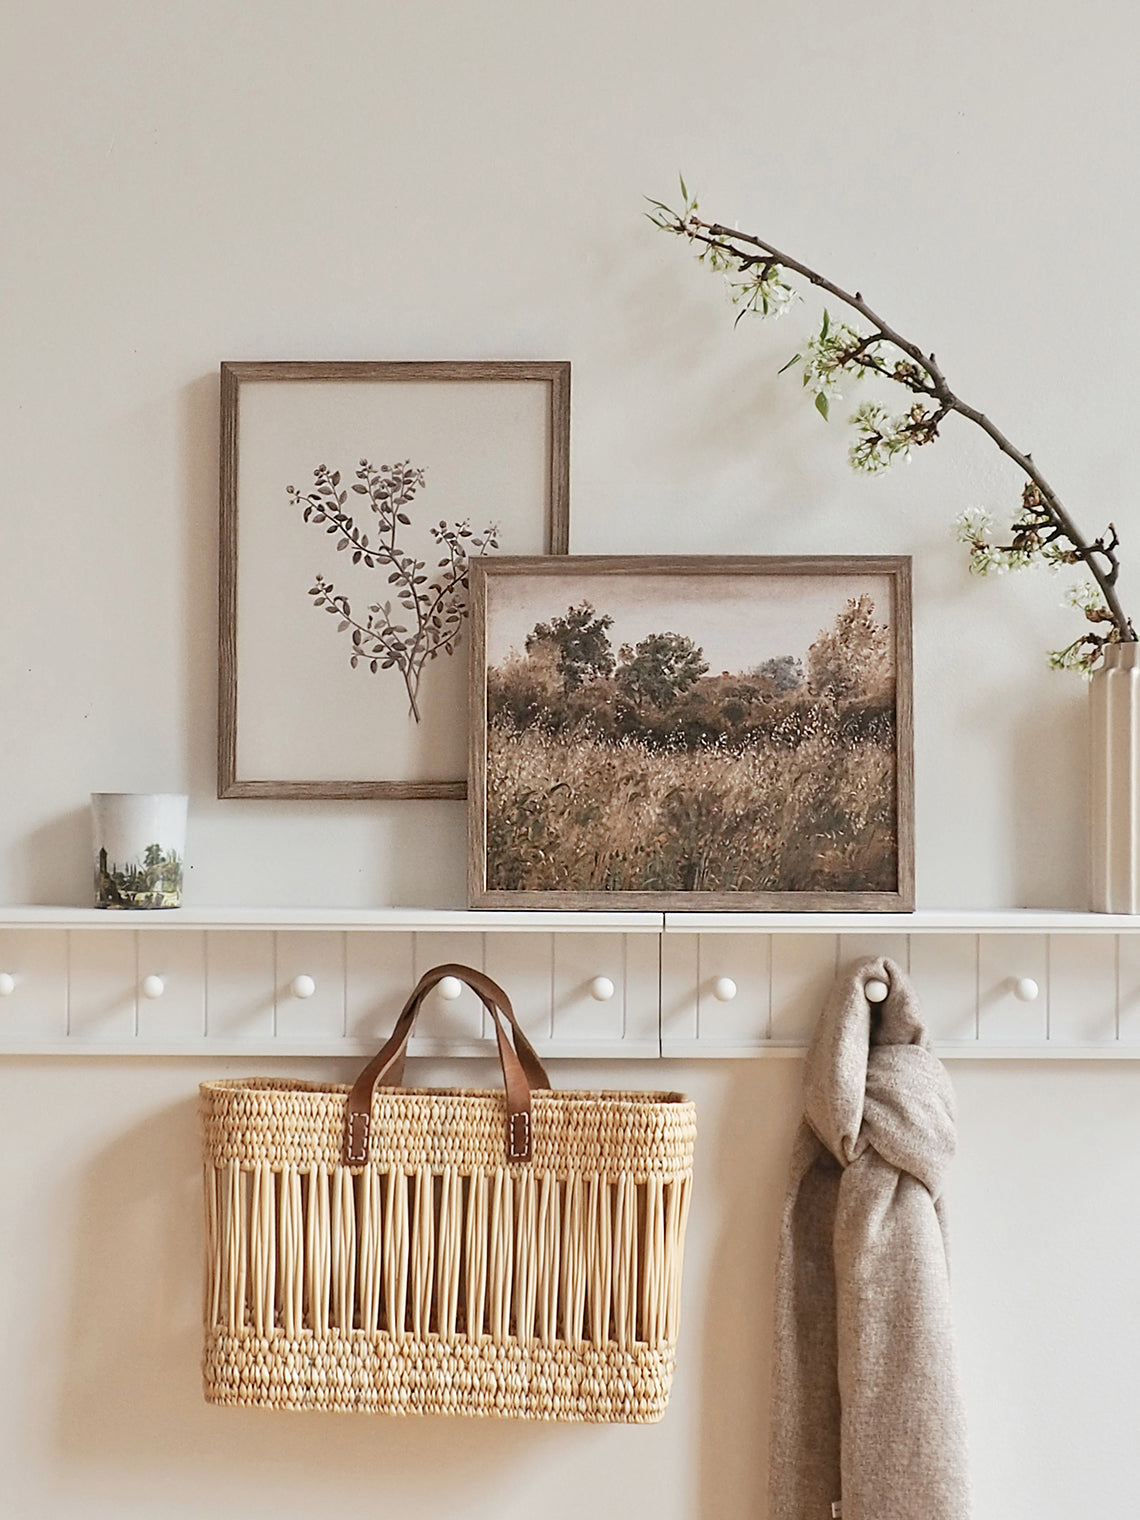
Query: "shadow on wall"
589 232 840 555
178 373 220 803
1007 676 1086 909
19 805 91 906
691 1060 802 1520
51 1062 802 1513
54 1097 571 1490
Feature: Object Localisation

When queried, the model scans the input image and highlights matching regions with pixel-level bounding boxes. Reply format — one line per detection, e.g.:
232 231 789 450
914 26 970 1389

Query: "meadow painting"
468 557 913 909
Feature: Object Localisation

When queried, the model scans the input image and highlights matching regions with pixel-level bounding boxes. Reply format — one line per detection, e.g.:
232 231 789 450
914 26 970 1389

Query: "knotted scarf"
768 957 970 1520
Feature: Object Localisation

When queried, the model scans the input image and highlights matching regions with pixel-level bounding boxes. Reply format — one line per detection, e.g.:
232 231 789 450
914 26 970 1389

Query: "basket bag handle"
344 964 552 1166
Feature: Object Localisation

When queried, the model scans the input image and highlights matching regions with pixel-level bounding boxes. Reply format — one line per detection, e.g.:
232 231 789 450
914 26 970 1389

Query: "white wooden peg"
290 974 316 999
1014 976 1040 1002
713 976 737 1002
437 975 463 1001
141 974 165 999
865 978 890 1003
0 973 15 997
589 976 616 1002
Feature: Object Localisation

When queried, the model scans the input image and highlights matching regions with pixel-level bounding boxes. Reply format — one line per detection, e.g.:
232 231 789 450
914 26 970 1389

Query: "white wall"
2 3 1139 1516
4 1057 1139 1519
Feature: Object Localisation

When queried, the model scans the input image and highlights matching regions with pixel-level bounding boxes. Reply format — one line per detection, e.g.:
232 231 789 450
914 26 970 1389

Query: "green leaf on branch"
815 392 830 421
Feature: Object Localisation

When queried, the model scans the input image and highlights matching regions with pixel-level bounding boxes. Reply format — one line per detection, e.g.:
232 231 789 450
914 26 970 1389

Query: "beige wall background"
2 2 1138 1515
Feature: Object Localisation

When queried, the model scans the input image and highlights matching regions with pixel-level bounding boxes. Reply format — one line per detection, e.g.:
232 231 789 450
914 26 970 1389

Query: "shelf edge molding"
0 906 1137 933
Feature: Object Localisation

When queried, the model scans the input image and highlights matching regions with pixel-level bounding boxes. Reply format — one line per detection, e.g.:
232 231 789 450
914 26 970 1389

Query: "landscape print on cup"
482 566 903 898
94 844 183 909
91 792 188 910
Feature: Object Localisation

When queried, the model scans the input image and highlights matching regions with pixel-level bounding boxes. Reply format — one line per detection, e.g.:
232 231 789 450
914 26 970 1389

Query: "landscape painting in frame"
469 557 914 910
218 361 570 800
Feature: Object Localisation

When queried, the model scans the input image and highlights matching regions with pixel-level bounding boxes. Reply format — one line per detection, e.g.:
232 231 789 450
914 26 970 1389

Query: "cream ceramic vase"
1090 643 1140 912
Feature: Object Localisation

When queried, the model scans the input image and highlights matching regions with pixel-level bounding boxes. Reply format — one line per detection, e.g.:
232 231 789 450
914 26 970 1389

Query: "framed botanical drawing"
468 556 914 910
218 360 570 799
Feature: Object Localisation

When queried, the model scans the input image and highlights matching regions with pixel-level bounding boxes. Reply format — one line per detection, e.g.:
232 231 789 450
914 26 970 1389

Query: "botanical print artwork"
220 366 568 796
482 570 902 897
288 458 499 722
94 844 183 909
220 361 568 798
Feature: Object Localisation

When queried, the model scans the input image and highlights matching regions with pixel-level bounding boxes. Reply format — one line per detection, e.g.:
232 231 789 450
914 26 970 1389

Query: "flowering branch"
649 182 1135 671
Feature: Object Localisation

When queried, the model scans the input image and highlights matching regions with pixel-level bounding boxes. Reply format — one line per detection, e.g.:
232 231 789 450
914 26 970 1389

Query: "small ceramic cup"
91 793 188 909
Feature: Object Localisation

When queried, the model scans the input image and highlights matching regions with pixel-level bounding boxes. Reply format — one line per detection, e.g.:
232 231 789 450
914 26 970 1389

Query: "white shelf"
664 909 1137 934
1 906 1136 933
0 906 663 932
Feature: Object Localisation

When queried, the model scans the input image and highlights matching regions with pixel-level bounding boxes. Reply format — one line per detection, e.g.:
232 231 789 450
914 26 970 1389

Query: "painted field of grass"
485 721 896 893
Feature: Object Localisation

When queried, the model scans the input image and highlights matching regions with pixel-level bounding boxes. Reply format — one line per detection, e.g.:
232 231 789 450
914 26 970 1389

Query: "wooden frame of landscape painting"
468 555 914 910
218 360 570 800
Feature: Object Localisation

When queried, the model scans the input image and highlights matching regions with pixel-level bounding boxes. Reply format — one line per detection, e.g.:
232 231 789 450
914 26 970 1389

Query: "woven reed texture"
201 1079 696 1182
200 1080 696 1421
203 1332 677 1421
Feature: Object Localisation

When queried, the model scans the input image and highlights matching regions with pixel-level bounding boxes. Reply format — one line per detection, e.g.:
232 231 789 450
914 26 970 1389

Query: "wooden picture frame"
469 555 914 910
218 360 570 800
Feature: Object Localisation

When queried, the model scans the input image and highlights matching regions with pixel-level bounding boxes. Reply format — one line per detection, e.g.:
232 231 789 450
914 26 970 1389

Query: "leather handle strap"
344 964 551 1166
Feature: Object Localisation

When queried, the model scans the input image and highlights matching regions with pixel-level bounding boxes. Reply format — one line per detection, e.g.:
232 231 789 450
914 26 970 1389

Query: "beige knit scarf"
769 957 970 1520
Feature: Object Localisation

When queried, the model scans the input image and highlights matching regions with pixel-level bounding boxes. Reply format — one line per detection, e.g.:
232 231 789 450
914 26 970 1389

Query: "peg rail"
0 908 1137 1058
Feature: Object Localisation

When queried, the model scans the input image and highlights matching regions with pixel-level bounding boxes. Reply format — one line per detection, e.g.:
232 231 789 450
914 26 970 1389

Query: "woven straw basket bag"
200 963 697 1421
